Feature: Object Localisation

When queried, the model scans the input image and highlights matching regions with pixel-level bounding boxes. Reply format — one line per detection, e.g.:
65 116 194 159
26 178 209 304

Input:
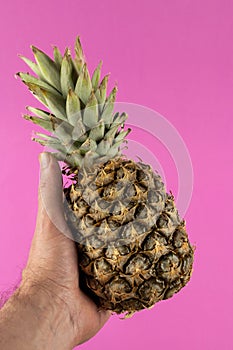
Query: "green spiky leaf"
26 106 52 120
89 120 105 141
75 63 92 104
95 74 109 106
114 129 131 142
79 138 97 154
101 86 117 124
42 90 66 121
31 45 61 91
91 61 102 91
83 92 98 128
53 46 63 68
73 36 85 74
96 138 112 156
75 36 84 61
72 119 87 141
66 89 81 126
61 51 74 97
18 55 44 79
25 82 48 106
17 72 61 97
23 115 55 132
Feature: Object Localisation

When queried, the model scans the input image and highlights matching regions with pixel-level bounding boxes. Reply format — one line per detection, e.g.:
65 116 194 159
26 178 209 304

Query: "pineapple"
17 36 194 316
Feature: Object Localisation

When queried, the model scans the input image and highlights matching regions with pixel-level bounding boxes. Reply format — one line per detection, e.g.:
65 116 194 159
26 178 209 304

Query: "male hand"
0 152 110 350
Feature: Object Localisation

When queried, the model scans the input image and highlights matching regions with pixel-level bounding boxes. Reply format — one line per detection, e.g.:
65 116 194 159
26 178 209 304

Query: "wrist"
20 279 78 349
0 281 77 350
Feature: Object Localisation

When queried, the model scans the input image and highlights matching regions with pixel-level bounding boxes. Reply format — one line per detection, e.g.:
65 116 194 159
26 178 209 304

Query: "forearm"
0 284 75 350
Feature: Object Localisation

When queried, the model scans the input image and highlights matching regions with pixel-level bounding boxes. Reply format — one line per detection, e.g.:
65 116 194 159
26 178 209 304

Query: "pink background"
0 0 233 349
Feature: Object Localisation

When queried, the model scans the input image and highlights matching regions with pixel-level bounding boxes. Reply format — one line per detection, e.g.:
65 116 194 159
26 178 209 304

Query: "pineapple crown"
17 36 131 168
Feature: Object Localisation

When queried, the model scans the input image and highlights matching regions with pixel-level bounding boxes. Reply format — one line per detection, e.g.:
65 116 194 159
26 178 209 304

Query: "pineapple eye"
164 196 176 212
182 254 193 274
121 225 134 240
147 190 160 203
124 182 137 197
142 232 169 263
134 204 148 219
120 299 145 312
124 254 151 275
163 279 183 300
96 198 112 211
159 259 172 272
173 230 185 247
84 214 96 226
136 169 145 181
124 164 136 173
87 277 102 291
157 214 169 228
117 245 130 256
108 278 132 295
156 253 181 281
116 167 124 178
138 277 165 301
108 200 121 215
86 235 104 249
156 213 178 239
136 183 147 193
142 233 160 251
172 226 192 257
153 176 165 190
94 258 112 275
95 169 114 186
107 217 121 230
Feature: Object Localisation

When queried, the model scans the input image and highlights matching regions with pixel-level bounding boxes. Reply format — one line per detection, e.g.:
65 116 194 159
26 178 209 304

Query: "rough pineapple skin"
64 158 194 315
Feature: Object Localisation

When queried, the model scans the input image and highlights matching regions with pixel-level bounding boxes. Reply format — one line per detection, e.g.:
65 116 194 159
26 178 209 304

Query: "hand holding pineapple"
0 152 110 350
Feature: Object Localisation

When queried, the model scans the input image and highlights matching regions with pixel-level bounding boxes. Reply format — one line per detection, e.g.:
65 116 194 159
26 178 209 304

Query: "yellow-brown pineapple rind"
65 157 194 314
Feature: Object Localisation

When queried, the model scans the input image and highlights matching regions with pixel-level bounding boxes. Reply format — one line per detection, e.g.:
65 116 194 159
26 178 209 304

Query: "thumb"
36 152 69 238
24 153 78 286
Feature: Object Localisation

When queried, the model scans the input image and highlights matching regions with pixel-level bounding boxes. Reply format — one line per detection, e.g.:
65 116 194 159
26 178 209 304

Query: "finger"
36 152 69 238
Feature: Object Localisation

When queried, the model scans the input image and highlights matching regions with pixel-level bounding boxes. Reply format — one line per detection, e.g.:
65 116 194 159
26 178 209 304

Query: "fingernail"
39 152 50 168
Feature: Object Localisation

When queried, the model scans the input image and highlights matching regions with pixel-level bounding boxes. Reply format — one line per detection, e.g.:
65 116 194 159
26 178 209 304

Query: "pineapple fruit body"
64 158 193 314
18 36 194 315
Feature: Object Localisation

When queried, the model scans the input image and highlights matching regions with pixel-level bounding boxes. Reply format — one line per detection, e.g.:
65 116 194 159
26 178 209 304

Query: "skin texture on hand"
0 153 111 350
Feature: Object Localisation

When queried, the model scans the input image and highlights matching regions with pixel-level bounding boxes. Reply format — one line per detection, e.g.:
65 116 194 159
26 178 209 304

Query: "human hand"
0 152 110 350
